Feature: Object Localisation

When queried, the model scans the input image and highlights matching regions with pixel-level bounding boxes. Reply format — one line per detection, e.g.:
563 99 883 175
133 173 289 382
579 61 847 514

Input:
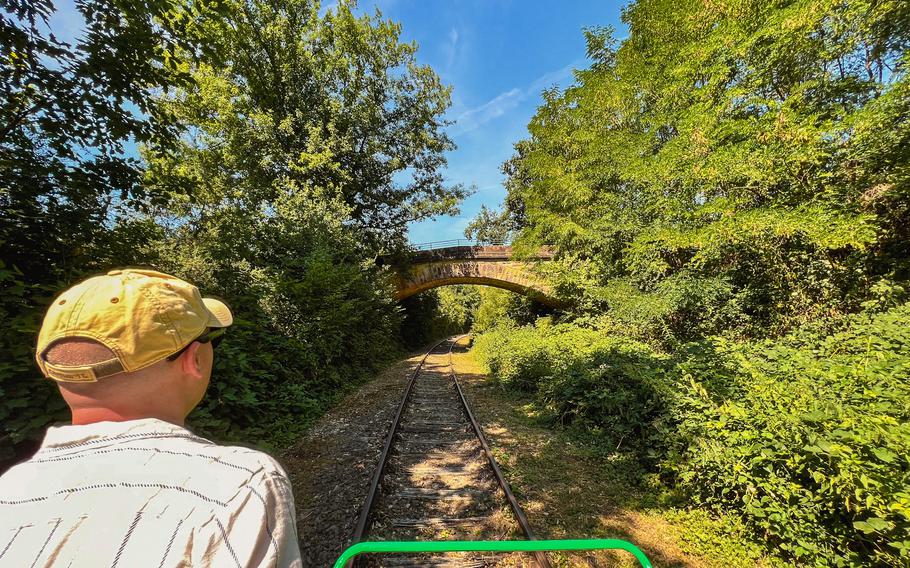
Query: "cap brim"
203 298 233 328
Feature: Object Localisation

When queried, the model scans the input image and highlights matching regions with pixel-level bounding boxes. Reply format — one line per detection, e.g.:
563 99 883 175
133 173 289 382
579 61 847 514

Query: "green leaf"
854 517 890 534
873 447 897 463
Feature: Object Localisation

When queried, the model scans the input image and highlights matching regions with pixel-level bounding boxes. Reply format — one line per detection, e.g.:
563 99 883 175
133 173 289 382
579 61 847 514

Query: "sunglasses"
166 327 226 361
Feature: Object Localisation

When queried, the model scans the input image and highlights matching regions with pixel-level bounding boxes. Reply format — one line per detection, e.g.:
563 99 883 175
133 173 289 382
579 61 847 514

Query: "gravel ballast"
281 349 426 567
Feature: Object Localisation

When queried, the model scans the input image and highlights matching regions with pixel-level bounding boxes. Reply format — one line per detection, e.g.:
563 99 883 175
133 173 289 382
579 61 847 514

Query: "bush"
668 303 910 566
0 266 70 467
475 302 910 566
144 199 401 452
192 254 399 451
475 322 670 455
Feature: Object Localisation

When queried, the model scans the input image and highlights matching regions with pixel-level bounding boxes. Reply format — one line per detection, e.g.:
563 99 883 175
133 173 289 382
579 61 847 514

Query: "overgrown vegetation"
2 0 908 563
669 305 910 564
475 323 669 454
0 0 465 465
475 308 910 565
470 0 910 565
454 340 785 567
399 286 481 348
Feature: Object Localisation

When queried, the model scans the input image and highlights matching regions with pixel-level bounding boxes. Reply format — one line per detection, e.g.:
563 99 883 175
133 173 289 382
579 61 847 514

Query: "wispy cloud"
449 60 581 135
436 25 466 80
444 27 460 70
452 88 523 133
527 62 581 93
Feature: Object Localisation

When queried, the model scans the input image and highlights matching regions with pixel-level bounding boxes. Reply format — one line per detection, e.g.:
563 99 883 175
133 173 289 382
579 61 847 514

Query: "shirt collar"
39 418 197 451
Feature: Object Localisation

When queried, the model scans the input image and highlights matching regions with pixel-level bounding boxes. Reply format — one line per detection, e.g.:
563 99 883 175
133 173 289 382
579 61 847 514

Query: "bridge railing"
410 238 507 251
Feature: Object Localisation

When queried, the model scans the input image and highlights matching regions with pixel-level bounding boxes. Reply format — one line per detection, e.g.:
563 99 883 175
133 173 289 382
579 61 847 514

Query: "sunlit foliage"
473 1 910 565
497 0 909 338
0 0 458 463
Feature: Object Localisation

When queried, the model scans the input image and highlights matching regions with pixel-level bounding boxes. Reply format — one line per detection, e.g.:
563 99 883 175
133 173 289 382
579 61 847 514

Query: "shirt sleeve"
196 458 303 568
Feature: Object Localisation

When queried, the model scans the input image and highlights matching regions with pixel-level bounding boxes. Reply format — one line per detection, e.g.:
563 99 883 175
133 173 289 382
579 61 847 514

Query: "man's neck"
70 407 185 427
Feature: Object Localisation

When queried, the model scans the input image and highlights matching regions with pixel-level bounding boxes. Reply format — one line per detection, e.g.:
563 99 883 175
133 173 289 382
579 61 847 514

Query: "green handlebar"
332 538 652 567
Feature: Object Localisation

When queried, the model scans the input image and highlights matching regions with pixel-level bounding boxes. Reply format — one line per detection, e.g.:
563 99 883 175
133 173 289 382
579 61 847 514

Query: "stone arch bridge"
394 243 560 307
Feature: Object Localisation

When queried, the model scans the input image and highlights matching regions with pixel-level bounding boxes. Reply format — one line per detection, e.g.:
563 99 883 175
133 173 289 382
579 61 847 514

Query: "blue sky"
47 0 628 243
360 1 628 244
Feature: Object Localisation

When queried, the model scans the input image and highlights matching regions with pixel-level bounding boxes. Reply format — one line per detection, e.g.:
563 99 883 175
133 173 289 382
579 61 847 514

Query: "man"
0 269 303 567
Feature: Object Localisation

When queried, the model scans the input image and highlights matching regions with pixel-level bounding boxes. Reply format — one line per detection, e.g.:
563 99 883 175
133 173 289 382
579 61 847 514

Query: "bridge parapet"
411 238 505 250
412 245 555 262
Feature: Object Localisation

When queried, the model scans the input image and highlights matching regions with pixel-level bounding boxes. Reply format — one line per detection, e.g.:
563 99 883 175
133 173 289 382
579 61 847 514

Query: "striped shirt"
0 418 303 567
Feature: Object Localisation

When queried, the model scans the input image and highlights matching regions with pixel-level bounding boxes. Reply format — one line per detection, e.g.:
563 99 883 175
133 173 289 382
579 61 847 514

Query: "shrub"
146 203 401 452
476 302 910 566
668 304 910 565
474 322 553 391
475 322 670 455
0 266 70 467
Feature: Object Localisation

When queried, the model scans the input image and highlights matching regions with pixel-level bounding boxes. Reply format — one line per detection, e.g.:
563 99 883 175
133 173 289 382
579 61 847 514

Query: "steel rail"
349 336 453 554
349 335 555 567
447 335 553 568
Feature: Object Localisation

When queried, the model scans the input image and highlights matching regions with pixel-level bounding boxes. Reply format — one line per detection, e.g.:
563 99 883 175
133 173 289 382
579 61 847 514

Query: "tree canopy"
496 0 909 339
468 1 910 564
0 0 460 466
144 0 467 250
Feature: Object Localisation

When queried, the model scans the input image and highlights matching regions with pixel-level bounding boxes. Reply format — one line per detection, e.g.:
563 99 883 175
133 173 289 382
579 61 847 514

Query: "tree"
503 0 910 337
143 0 468 251
464 204 512 244
0 0 225 466
0 0 224 278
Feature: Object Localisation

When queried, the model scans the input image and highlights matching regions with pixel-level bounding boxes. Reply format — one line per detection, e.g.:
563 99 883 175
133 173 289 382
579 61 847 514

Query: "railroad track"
350 336 551 568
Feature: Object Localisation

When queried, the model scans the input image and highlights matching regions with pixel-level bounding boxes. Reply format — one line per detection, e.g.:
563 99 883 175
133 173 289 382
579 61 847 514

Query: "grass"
450 338 786 568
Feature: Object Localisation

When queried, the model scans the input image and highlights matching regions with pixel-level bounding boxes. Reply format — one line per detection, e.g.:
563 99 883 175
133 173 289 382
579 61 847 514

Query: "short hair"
44 337 117 367
44 338 148 396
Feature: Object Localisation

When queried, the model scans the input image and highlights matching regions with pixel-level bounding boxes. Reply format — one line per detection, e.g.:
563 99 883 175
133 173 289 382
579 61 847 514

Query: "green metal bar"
332 539 652 568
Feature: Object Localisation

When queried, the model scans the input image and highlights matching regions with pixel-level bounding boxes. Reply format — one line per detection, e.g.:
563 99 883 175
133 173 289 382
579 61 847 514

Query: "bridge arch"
394 245 561 307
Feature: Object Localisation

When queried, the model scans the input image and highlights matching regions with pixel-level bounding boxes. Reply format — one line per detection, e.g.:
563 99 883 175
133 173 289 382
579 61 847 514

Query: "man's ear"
179 342 204 379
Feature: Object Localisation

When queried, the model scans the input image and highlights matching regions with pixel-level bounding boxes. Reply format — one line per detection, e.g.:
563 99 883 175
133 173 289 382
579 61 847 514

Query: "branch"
0 101 42 145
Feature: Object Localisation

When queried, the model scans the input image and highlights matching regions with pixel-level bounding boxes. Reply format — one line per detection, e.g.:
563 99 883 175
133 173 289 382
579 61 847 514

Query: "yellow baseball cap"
36 268 233 383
